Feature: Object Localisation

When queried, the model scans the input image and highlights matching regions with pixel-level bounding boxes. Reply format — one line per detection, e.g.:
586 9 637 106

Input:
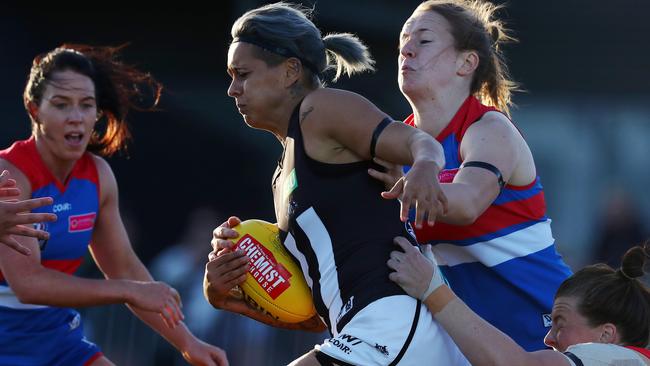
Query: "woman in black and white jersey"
203 2 469 365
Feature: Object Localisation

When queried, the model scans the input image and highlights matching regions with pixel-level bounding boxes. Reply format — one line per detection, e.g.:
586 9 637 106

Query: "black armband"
370 117 393 158
462 161 506 189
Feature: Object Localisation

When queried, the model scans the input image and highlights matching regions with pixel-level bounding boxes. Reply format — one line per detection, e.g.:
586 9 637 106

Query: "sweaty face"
32 70 98 162
227 42 286 130
543 296 606 352
398 10 460 98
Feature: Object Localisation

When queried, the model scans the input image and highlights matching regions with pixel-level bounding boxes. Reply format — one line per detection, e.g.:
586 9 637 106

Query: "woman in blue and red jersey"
0 45 228 366
368 0 573 352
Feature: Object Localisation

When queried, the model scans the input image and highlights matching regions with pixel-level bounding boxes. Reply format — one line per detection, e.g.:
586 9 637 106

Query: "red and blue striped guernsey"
0 137 103 365
405 96 573 351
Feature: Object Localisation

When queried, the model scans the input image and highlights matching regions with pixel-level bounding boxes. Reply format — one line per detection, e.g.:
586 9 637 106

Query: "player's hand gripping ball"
233 219 316 323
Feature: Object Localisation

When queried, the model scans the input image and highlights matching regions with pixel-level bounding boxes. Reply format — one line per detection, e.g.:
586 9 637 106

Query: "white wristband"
419 245 445 301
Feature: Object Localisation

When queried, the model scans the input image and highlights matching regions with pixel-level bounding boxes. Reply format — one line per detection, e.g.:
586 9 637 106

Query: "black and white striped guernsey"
272 100 416 334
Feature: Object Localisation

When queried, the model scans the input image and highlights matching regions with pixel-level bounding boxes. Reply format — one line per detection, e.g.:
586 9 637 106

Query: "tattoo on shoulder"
300 106 314 124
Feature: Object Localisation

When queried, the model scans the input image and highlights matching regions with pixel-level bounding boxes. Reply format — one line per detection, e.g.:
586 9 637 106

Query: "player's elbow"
454 206 481 225
9 267 50 305
11 281 42 304
442 204 480 225
444 186 489 225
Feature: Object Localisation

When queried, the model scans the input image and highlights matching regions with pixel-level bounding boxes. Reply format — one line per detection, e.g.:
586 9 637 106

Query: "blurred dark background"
2 1 649 364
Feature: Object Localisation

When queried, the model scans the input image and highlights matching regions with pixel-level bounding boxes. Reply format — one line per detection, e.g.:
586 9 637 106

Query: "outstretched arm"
388 237 570 366
0 163 162 311
369 112 530 226
300 89 448 228
89 156 228 366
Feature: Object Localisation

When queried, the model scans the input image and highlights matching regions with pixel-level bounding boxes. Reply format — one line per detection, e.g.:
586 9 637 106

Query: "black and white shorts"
314 295 469 365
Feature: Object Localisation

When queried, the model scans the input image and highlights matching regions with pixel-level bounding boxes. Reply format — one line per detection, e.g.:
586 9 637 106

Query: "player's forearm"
408 131 445 169
127 304 195 352
426 286 535 366
12 266 132 307
210 293 324 332
99 253 154 282
111 259 196 352
247 310 326 332
436 183 486 225
221 298 306 330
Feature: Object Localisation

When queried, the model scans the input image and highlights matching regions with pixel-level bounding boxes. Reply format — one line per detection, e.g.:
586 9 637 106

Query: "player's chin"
398 80 418 96
243 116 267 131
242 114 257 127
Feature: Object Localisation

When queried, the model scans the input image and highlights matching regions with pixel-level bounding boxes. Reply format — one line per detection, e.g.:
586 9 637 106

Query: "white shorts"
314 295 469 365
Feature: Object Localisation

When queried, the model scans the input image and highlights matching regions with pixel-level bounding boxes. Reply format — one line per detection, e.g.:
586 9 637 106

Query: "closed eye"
227 69 250 80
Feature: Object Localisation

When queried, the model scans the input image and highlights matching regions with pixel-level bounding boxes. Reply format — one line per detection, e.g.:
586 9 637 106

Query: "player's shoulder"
565 343 646 365
301 88 387 137
465 109 519 144
303 88 375 115
0 139 37 196
89 154 118 199
306 87 365 101
0 138 37 179
89 153 111 174
475 110 512 129
0 158 31 198
0 156 18 173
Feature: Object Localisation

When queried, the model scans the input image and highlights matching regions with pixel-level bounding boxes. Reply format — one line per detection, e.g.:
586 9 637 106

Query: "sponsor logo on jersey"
238 234 292 299
52 202 72 213
374 343 389 356
542 313 552 328
328 334 363 355
68 212 96 233
438 168 459 183
337 296 354 324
